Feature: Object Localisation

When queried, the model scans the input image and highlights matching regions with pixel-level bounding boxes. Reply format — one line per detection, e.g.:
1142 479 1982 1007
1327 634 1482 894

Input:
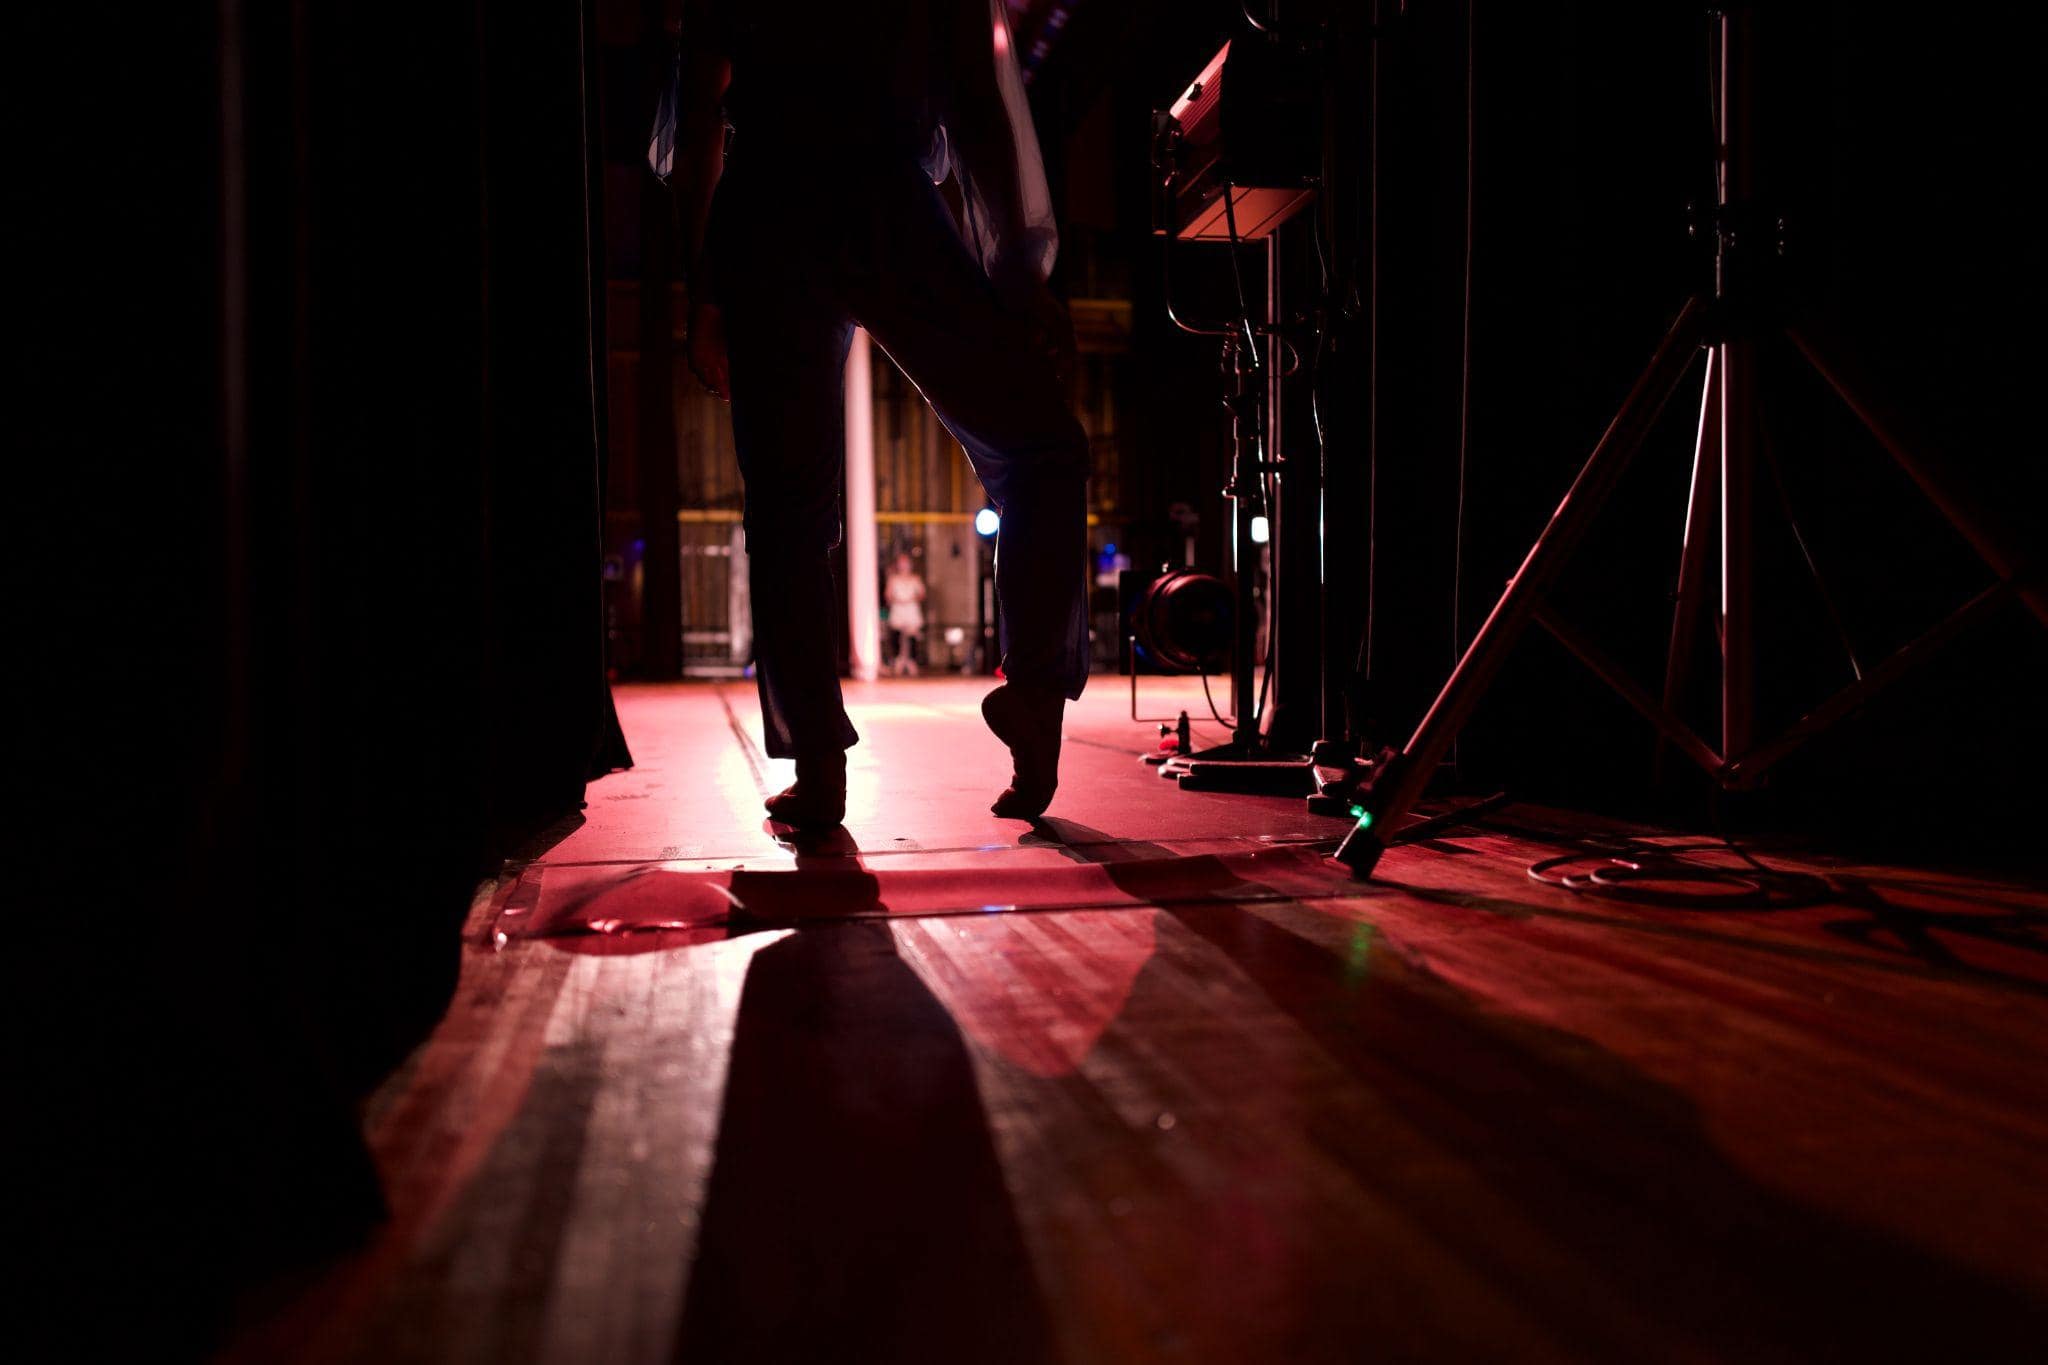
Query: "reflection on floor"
224 677 2048 1363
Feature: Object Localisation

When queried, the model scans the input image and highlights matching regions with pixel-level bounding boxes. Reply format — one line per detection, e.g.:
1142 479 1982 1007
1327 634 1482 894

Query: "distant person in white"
884 553 928 676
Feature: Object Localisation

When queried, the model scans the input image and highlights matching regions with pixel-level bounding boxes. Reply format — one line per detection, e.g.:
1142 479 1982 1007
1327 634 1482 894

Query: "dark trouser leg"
846 171 1091 700
719 260 859 760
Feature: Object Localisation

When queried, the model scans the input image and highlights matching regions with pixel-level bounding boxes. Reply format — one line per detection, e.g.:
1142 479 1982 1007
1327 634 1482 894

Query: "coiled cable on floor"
1527 833 1830 910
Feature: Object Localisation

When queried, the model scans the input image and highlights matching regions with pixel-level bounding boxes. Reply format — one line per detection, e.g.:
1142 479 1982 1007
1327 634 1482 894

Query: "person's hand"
687 300 730 399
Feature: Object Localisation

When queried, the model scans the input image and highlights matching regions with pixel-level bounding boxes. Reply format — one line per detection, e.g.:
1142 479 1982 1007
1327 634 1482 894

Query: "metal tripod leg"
1334 299 1711 874
1655 348 1718 782
1786 320 2048 630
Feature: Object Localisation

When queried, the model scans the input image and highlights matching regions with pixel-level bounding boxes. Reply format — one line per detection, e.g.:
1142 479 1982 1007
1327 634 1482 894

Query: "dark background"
19 0 2041 1355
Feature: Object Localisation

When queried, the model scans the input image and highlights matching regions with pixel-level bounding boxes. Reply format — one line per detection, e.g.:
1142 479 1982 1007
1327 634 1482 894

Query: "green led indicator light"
1350 806 1373 828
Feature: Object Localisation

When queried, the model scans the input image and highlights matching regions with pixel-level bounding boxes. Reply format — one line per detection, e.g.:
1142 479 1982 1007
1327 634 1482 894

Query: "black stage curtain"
1320 0 2046 846
24 3 628 1354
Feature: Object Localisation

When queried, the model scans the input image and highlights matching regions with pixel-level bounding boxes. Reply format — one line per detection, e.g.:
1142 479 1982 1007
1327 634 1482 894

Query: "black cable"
1304 42 1343 744
1220 184 1264 364
1310 194 1333 294
1363 0 1381 686
1450 0 1475 770
1522 784 1829 910
1709 14 1723 204
1199 669 1236 728
1241 595 1276 734
1309 208 1334 708
1219 181 1283 735
1526 835 1829 909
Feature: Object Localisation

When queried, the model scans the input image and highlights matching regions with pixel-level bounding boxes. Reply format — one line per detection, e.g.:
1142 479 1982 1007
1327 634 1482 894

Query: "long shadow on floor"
672 832 1056 1364
1034 818 2043 1362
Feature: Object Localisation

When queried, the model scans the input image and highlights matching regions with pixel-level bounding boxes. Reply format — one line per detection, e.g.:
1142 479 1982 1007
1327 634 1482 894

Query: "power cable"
1526 831 1829 909
1450 0 1476 770
1221 176 1282 734
1363 0 1380 686
1200 669 1236 728
1221 186 1264 363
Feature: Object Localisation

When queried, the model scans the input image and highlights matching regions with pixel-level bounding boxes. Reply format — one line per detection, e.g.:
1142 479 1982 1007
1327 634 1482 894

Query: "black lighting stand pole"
1157 262 1315 792
1150 0 1350 795
1225 330 1263 754
1333 4 2045 876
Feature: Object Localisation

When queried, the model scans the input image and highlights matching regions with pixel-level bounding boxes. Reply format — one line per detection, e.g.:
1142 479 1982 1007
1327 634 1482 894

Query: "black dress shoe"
764 750 847 829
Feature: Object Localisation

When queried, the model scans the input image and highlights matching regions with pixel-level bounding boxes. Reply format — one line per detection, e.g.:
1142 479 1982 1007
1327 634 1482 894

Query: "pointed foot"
982 684 1063 819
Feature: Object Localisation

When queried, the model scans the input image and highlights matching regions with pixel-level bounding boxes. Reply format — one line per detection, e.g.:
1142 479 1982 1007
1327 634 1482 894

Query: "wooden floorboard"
222 678 2048 1363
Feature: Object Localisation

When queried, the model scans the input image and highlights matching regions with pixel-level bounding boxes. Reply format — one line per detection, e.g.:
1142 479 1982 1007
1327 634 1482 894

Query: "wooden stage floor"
227 677 2048 1363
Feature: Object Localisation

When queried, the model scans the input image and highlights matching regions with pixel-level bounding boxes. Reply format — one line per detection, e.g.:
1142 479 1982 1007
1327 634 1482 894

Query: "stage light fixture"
1248 514 1270 545
975 507 1001 537
1129 568 1233 675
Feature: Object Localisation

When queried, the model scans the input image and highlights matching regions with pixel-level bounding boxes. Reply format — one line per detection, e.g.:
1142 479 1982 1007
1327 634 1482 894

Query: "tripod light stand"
1335 4 2045 875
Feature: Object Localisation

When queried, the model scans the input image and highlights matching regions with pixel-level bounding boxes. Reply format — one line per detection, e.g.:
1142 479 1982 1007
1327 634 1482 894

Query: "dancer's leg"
718 231 859 763
844 162 1088 814
845 166 1090 703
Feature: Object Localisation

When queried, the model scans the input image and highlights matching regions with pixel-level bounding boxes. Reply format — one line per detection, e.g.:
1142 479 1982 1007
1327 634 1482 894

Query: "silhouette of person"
658 0 1087 829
